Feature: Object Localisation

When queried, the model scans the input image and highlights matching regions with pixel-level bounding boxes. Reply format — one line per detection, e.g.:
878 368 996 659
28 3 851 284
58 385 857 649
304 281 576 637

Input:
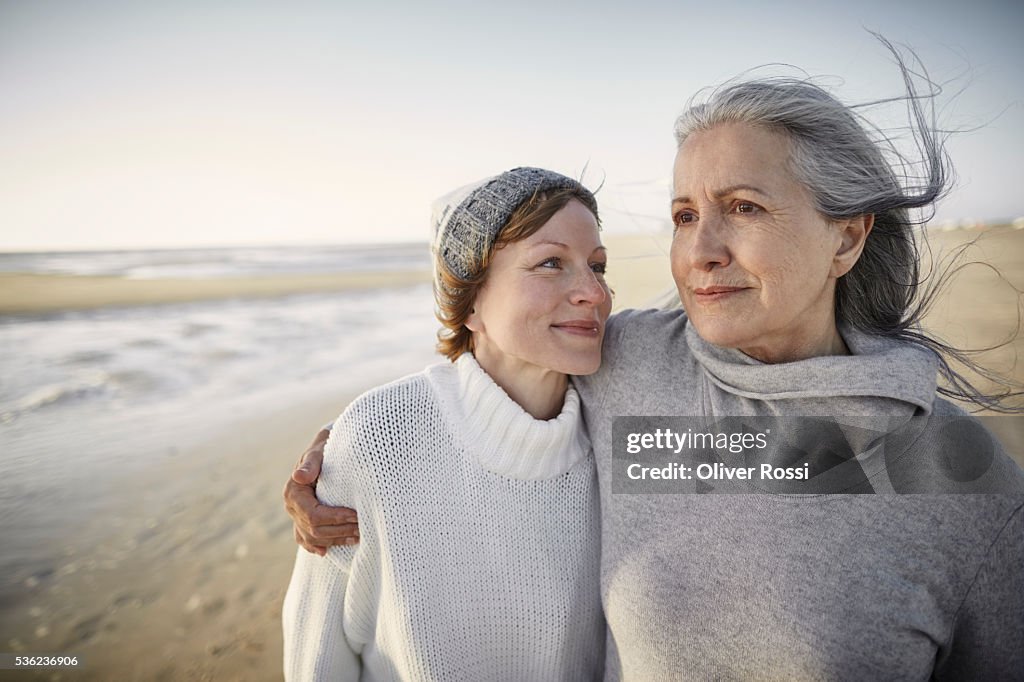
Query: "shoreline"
0 270 432 315
0 233 679 315
3 227 1015 316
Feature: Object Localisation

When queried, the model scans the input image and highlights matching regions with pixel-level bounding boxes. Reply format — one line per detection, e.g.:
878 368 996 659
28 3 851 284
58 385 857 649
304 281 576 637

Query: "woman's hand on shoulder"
283 428 360 555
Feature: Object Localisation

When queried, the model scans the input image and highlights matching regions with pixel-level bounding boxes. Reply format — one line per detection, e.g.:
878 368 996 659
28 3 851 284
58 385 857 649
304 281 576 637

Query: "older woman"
580 76 1024 679
282 167 610 680
286 50 1024 679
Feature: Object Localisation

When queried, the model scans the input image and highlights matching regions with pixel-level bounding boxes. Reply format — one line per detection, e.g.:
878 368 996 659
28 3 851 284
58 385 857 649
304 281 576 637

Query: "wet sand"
1 229 1021 681
0 270 431 315
0 392 351 681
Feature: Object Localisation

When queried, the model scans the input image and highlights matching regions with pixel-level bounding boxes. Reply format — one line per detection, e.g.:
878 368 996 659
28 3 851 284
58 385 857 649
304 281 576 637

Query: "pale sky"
1 0 1022 250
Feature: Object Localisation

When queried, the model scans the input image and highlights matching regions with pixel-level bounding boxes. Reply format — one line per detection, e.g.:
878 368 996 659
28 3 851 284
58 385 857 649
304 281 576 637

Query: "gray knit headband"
431 167 597 282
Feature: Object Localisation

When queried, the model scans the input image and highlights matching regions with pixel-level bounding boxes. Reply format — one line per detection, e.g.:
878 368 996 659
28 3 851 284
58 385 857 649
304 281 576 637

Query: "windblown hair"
672 35 1021 411
434 187 600 361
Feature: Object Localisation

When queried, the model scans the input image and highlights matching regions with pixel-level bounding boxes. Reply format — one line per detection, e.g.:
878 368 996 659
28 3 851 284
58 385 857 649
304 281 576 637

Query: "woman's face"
670 122 848 363
468 198 611 378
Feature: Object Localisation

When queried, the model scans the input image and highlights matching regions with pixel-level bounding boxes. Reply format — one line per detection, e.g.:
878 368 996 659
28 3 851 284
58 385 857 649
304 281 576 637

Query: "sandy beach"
1 229 1022 681
0 270 432 315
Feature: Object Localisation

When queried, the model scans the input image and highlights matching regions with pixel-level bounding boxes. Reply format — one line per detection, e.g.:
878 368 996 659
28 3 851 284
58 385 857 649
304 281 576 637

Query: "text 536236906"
0 654 83 669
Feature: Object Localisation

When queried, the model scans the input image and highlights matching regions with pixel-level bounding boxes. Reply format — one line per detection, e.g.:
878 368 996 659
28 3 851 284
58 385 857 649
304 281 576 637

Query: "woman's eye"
590 262 607 275
672 211 696 229
538 257 561 269
734 201 760 214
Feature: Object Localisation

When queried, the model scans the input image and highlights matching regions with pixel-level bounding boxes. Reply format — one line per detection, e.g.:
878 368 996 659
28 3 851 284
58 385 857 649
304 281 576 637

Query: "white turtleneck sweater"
282 353 604 681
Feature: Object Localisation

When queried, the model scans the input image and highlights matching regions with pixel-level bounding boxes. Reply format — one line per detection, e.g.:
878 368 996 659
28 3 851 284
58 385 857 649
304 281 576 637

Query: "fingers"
291 506 359 547
295 500 359 542
295 521 359 549
284 426 360 555
307 502 358 527
293 518 358 556
284 478 357 524
291 429 330 485
295 527 326 556
283 475 360 552
305 520 360 542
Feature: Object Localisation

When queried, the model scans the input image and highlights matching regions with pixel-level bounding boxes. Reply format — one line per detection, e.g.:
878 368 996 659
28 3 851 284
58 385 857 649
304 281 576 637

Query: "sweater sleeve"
282 548 360 682
282 406 372 682
935 501 1024 679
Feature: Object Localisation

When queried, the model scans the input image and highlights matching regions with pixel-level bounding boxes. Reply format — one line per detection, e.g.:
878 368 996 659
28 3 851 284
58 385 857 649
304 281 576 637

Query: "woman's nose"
571 267 609 306
686 215 730 271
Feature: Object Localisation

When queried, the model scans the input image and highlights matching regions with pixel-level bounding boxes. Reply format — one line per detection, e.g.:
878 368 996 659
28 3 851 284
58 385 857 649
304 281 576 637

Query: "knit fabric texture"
572 308 1024 680
430 167 597 283
282 353 604 681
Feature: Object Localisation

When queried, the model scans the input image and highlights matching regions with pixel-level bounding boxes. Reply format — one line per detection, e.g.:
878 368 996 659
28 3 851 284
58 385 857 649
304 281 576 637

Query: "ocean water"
0 242 431 279
0 244 438 440
0 286 437 431
0 245 439 604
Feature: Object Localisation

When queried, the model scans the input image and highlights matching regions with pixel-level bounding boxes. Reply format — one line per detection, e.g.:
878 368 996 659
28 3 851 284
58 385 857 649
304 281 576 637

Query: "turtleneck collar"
684 317 939 416
426 353 590 480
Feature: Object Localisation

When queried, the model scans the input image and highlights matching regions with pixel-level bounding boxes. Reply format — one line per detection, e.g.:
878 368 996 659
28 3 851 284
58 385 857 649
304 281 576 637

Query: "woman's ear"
464 306 482 333
831 214 874 278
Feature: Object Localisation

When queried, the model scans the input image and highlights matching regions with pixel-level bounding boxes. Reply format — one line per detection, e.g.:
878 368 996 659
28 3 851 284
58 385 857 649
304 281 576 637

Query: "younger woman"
282 167 610 681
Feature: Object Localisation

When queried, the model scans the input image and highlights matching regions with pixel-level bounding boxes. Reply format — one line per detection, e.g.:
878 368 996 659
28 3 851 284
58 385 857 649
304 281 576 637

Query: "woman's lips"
692 285 748 302
552 320 602 337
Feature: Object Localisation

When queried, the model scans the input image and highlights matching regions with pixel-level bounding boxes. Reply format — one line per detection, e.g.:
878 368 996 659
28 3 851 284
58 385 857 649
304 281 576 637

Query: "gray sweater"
574 308 1024 681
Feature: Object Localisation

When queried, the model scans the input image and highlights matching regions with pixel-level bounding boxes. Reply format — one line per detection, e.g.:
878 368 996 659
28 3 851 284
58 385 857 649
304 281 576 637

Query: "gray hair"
672 36 1021 411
